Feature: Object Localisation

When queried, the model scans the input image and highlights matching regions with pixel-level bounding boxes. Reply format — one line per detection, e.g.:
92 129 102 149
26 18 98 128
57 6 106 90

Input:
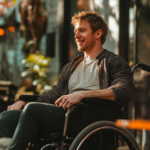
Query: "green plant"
21 54 52 94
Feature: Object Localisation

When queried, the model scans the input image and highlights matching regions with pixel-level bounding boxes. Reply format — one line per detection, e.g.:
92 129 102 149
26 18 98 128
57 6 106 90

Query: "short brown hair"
71 11 108 45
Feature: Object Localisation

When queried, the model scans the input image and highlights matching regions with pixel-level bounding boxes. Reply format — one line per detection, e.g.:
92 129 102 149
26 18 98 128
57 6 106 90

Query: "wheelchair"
19 63 150 150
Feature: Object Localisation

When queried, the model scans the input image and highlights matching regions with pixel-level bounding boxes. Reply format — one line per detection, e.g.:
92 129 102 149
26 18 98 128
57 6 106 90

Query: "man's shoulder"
67 53 84 66
104 49 128 65
103 49 121 59
96 49 120 61
62 53 84 72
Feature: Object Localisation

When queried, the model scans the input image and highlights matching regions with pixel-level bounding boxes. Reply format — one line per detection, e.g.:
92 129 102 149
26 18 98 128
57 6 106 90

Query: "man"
0 11 133 150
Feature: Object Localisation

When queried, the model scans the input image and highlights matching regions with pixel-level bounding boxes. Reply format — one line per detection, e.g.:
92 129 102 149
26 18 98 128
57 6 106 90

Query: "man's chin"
77 48 85 52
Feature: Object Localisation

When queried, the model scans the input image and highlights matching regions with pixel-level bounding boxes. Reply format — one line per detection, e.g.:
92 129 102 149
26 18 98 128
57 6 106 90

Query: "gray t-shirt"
68 56 100 94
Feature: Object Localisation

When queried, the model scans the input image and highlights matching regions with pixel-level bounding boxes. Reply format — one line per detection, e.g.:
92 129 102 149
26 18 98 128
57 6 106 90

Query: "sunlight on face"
74 20 96 52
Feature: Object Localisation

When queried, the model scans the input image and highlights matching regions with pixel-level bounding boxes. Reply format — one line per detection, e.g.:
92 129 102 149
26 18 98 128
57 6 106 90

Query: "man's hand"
55 88 116 110
55 93 83 110
7 101 28 111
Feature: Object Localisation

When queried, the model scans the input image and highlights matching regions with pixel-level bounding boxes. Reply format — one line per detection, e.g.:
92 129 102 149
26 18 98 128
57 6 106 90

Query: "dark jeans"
0 102 66 150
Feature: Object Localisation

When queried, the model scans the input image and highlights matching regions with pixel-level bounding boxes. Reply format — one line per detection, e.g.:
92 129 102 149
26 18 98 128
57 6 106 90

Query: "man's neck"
84 44 104 59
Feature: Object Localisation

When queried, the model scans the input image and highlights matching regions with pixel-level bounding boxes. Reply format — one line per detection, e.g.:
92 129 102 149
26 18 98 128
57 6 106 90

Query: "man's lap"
23 102 67 133
0 102 67 138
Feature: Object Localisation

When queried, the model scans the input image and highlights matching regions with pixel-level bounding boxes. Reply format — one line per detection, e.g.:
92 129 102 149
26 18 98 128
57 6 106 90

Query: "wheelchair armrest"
82 98 122 117
71 103 84 115
19 95 40 102
70 98 118 115
82 98 117 106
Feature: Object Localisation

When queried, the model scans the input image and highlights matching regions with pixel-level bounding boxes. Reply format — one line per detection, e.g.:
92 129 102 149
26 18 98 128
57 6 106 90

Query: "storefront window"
128 0 136 68
137 0 150 65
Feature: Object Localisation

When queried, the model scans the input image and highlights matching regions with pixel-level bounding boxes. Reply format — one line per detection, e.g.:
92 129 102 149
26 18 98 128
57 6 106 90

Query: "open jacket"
37 49 133 107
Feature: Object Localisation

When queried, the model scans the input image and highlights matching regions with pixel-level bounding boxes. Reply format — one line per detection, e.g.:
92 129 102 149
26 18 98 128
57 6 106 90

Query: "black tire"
69 121 140 150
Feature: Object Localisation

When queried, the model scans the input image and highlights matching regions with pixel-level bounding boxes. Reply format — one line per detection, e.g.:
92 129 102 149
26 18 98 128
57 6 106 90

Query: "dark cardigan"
37 49 133 107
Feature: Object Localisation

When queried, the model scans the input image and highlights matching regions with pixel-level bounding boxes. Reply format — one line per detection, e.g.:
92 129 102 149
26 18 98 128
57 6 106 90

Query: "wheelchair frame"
19 63 150 150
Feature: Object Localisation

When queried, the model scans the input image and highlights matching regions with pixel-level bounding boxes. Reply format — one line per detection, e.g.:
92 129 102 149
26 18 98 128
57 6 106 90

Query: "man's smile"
76 40 85 45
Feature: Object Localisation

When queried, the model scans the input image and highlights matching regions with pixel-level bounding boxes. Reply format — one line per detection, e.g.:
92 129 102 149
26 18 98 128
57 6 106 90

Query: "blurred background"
0 0 150 149
0 0 150 145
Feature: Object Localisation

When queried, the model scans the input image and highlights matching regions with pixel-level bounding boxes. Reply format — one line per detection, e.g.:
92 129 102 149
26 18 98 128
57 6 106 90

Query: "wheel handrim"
77 126 137 150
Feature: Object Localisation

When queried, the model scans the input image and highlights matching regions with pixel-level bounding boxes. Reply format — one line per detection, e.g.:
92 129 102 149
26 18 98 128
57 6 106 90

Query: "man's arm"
37 62 72 104
56 55 133 109
108 56 133 107
55 88 115 109
7 101 29 110
80 88 115 100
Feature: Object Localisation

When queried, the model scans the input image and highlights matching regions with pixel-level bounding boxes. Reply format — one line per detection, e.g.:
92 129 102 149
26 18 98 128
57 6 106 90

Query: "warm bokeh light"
0 4 3 16
0 0 14 8
8 26 15 32
116 119 150 130
0 28 4 36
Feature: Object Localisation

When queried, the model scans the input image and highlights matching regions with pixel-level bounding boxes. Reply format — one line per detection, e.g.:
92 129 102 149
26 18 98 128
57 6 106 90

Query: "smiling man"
0 11 133 150
54 11 132 109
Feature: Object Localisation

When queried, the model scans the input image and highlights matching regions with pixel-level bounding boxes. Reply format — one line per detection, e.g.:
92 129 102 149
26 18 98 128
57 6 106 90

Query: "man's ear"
96 29 103 39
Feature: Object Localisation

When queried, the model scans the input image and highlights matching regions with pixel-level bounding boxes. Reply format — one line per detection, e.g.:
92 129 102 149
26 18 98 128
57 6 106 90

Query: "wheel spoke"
91 133 100 150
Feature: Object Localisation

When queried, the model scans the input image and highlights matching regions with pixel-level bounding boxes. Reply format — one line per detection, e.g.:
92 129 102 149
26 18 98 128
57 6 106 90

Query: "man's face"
74 20 96 52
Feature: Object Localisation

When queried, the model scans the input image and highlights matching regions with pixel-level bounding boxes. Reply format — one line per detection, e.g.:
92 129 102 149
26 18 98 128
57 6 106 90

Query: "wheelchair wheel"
69 121 140 150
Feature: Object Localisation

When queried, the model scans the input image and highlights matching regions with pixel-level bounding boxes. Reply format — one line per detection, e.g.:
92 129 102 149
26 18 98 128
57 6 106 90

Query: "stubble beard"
77 38 96 52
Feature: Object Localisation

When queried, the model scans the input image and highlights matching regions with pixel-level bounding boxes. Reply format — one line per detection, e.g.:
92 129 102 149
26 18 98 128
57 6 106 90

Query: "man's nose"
74 31 80 38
